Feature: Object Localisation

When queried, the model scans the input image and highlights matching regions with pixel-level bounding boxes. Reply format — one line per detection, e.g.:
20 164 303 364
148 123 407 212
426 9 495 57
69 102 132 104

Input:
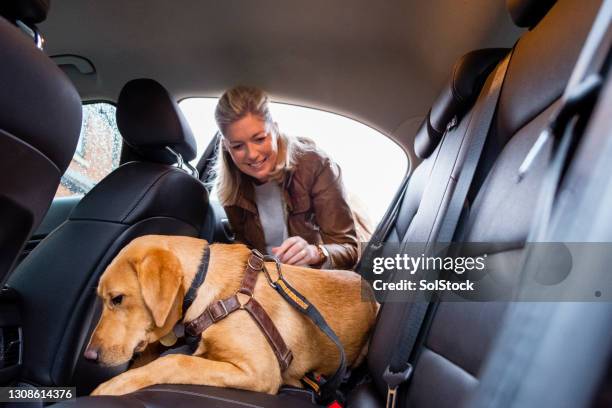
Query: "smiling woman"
179 97 408 224
200 85 364 269
221 113 279 182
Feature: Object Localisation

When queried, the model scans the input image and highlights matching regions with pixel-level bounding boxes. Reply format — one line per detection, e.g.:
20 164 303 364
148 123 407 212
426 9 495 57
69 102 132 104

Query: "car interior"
0 0 611 407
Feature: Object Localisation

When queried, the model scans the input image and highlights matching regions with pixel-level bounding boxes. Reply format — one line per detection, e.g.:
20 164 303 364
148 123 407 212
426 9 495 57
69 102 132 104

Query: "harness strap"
240 251 263 294
243 297 293 370
185 296 241 335
184 251 293 372
184 249 345 405
272 272 347 405
183 245 210 315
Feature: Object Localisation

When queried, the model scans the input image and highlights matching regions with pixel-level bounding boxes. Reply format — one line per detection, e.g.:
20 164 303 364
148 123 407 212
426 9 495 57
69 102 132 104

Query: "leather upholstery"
0 16 81 192
401 83 558 408
7 78 210 391
0 0 49 24
53 384 319 408
396 47 509 251
427 49 509 152
506 0 557 28
407 349 478 408
8 165 209 387
346 382 384 408
497 0 598 142
412 120 431 159
397 1 601 407
464 103 557 244
392 154 433 240
359 1 600 407
0 14 80 281
70 162 207 228
358 48 510 403
116 78 197 164
415 49 508 159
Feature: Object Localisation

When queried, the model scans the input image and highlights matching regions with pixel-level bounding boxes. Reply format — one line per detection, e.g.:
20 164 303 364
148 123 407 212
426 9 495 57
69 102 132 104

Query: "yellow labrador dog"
85 235 378 396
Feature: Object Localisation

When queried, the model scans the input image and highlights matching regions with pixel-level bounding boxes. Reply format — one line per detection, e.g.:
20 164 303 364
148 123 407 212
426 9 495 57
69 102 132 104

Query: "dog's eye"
111 295 124 306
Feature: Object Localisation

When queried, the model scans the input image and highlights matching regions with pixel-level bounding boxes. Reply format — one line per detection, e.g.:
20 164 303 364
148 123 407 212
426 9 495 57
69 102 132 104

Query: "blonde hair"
212 85 313 206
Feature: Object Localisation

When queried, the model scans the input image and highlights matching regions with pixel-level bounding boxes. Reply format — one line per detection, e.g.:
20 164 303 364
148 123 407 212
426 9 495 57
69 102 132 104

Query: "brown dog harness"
184 250 294 371
183 248 347 406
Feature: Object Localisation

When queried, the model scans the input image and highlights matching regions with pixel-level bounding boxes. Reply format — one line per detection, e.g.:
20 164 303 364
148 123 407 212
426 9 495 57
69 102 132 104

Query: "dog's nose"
83 347 99 362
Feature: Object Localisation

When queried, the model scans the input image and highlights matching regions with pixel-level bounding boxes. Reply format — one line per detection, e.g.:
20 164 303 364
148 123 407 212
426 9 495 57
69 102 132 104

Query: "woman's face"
223 113 278 182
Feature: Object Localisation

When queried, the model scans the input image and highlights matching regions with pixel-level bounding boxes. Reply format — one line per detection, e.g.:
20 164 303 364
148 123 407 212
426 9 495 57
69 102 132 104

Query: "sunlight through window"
180 98 408 224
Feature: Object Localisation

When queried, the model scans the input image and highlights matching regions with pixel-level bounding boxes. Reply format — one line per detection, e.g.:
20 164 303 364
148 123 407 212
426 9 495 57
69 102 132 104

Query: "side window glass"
56 103 122 197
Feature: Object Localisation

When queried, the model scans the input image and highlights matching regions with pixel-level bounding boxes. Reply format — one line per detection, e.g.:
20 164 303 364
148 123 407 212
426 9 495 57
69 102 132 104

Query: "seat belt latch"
383 363 413 408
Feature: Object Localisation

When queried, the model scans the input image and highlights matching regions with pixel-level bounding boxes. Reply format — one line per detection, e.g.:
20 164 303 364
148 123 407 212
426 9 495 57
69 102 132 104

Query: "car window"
180 98 408 224
56 102 122 197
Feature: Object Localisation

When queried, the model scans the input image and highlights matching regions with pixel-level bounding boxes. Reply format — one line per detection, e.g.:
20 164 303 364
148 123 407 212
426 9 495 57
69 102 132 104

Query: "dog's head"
84 242 184 366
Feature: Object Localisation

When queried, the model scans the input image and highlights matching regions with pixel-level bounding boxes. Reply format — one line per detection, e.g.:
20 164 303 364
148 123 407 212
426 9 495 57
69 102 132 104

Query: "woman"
213 85 360 269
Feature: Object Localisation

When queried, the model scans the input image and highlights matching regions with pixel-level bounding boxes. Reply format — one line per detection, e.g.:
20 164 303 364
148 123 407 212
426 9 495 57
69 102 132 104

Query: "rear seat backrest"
7 79 210 394
354 1 602 407
385 49 507 246
401 1 601 407
360 47 509 402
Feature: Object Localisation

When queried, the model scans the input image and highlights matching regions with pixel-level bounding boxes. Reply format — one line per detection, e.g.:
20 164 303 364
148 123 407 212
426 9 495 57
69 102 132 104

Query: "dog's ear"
136 248 183 327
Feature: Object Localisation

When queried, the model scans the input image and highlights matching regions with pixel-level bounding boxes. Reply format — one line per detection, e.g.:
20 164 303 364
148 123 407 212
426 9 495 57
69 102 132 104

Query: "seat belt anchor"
383 363 413 408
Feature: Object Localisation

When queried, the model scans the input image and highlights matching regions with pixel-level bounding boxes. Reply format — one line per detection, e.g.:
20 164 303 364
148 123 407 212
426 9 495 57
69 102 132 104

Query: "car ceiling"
39 0 522 150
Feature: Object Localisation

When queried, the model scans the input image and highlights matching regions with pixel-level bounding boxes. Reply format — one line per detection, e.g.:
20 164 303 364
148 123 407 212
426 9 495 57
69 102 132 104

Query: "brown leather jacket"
224 147 360 270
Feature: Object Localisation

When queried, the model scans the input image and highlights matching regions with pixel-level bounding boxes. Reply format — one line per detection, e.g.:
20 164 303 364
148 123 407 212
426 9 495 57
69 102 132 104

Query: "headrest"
0 0 49 25
0 17 81 172
506 0 557 28
116 78 197 165
415 48 509 159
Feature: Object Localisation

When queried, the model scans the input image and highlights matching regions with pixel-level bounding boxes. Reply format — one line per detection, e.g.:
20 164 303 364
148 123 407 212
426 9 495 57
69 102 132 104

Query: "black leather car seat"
354 1 603 407
7 78 210 394
0 0 81 284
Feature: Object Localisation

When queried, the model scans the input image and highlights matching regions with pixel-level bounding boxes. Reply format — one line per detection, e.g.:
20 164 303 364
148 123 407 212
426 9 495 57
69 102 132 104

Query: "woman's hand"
272 236 321 266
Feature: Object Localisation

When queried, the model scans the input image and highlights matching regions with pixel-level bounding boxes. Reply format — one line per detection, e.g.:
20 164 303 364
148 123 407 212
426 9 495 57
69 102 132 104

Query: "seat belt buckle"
383 363 413 408
301 374 345 408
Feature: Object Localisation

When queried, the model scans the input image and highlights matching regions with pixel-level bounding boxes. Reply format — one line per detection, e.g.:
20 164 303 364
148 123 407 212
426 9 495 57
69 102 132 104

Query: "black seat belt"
434 51 511 245
470 7 610 405
382 50 514 408
355 174 410 274
519 73 602 244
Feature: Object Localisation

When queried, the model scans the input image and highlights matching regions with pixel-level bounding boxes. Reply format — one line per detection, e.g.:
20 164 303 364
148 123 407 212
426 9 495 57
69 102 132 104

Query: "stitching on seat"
137 388 266 408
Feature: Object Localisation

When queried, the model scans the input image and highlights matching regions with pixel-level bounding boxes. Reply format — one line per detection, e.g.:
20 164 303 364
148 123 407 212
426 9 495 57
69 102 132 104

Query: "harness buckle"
263 258 284 288
249 249 284 288
383 363 413 408
207 300 229 322
248 250 265 270
302 373 345 408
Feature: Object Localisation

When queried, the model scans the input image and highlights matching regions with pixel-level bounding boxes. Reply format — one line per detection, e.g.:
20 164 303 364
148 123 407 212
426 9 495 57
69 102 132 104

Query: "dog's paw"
91 379 126 396
91 375 144 396
91 381 118 396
